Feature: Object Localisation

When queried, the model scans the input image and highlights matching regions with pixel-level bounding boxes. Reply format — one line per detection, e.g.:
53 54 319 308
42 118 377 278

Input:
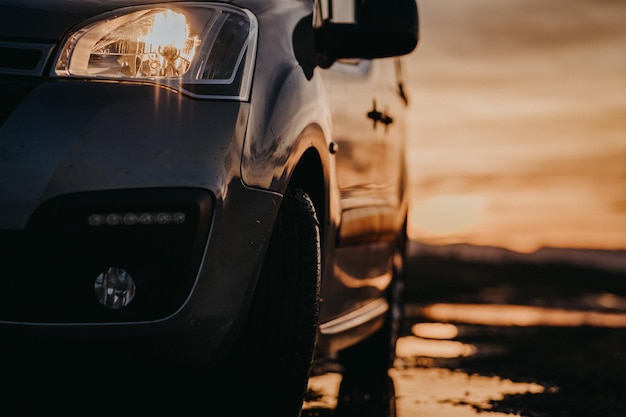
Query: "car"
0 0 418 415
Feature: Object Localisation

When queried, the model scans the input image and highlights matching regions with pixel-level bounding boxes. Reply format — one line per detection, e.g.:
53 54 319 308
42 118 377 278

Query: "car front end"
0 0 293 364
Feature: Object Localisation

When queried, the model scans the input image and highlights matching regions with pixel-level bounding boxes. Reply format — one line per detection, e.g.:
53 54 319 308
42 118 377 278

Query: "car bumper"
0 79 281 362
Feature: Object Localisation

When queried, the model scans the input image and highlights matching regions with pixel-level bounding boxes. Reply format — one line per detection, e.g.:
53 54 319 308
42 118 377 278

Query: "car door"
318 55 409 326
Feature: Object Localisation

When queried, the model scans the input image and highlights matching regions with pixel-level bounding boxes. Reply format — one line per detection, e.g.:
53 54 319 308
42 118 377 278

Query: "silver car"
0 0 418 414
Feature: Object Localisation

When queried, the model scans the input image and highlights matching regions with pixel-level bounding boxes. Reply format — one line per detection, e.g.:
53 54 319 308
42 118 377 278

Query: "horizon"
405 0 626 254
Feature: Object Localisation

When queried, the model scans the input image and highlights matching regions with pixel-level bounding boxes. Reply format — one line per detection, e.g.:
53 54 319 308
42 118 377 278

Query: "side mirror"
314 0 419 61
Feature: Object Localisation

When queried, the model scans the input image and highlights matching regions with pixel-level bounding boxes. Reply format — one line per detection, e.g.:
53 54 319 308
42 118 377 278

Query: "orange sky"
405 0 626 253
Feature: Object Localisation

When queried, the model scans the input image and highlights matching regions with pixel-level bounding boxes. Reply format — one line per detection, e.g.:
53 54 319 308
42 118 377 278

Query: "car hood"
0 0 236 41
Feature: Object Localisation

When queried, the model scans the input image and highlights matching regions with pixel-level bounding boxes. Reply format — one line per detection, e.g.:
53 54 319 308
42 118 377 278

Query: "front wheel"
222 187 322 417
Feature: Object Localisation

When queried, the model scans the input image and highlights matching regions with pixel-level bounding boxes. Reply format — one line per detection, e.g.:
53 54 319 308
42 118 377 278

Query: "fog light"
94 267 136 309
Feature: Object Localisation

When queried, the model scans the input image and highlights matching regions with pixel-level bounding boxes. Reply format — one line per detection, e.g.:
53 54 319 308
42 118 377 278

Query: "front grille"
0 41 55 76
0 188 214 324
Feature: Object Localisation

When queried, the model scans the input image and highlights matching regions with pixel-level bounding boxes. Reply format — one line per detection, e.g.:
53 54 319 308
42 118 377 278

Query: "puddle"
393 327 546 416
305 330 546 416
390 366 545 417
304 297 626 415
413 302 626 328
305 360 546 417
304 372 343 411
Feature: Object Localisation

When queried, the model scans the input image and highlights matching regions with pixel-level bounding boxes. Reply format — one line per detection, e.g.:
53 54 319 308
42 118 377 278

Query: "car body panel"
0 81 247 229
315 57 409 330
0 0 414 369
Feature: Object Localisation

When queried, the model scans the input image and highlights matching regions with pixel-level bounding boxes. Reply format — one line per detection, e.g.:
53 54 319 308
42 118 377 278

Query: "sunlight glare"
410 195 485 235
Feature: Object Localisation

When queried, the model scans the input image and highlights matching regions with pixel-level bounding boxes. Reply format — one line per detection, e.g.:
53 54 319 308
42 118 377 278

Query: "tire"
338 224 407 379
334 227 406 416
335 371 397 417
221 187 322 417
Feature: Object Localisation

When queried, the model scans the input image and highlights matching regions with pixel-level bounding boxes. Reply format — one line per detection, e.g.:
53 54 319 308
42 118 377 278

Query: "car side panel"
317 57 409 328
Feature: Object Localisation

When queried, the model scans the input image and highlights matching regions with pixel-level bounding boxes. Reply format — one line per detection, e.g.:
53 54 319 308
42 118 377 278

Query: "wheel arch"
288 147 327 242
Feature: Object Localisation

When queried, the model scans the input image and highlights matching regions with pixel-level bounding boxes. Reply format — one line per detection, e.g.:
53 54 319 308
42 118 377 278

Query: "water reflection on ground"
391 367 544 417
392 317 547 417
414 302 626 328
305 334 546 417
304 297 626 416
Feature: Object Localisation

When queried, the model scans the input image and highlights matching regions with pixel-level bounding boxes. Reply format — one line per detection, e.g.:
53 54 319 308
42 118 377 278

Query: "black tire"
222 187 322 417
335 372 397 417
338 225 407 379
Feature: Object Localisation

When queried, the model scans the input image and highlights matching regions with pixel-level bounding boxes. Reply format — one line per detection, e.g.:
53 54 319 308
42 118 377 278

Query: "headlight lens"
53 3 257 99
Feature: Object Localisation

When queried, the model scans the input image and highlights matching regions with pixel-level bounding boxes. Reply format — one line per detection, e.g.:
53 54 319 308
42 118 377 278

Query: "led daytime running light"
88 211 186 226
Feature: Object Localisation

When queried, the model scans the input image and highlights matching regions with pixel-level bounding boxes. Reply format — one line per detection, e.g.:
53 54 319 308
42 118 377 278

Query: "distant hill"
408 240 626 274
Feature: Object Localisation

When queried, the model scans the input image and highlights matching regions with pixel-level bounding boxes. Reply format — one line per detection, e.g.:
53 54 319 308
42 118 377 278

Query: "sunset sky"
405 0 626 253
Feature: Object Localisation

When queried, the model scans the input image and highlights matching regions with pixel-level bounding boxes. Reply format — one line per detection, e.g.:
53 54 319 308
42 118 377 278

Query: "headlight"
53 3 257 100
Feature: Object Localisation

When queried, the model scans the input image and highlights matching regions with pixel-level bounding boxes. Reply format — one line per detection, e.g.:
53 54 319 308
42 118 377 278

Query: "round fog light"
94 267 136 309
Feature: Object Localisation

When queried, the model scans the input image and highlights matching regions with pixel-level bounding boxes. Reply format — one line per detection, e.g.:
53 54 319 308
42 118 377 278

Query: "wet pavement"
303 242 626 417
2 243 626 417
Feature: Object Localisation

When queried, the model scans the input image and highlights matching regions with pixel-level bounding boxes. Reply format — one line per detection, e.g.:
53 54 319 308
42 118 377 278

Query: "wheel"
220 187 322 417
334 227 406 416
338 224 407 379
335 371 397 417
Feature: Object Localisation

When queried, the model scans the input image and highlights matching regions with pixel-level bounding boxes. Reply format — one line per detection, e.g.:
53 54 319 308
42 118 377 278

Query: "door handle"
367 100 393 128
